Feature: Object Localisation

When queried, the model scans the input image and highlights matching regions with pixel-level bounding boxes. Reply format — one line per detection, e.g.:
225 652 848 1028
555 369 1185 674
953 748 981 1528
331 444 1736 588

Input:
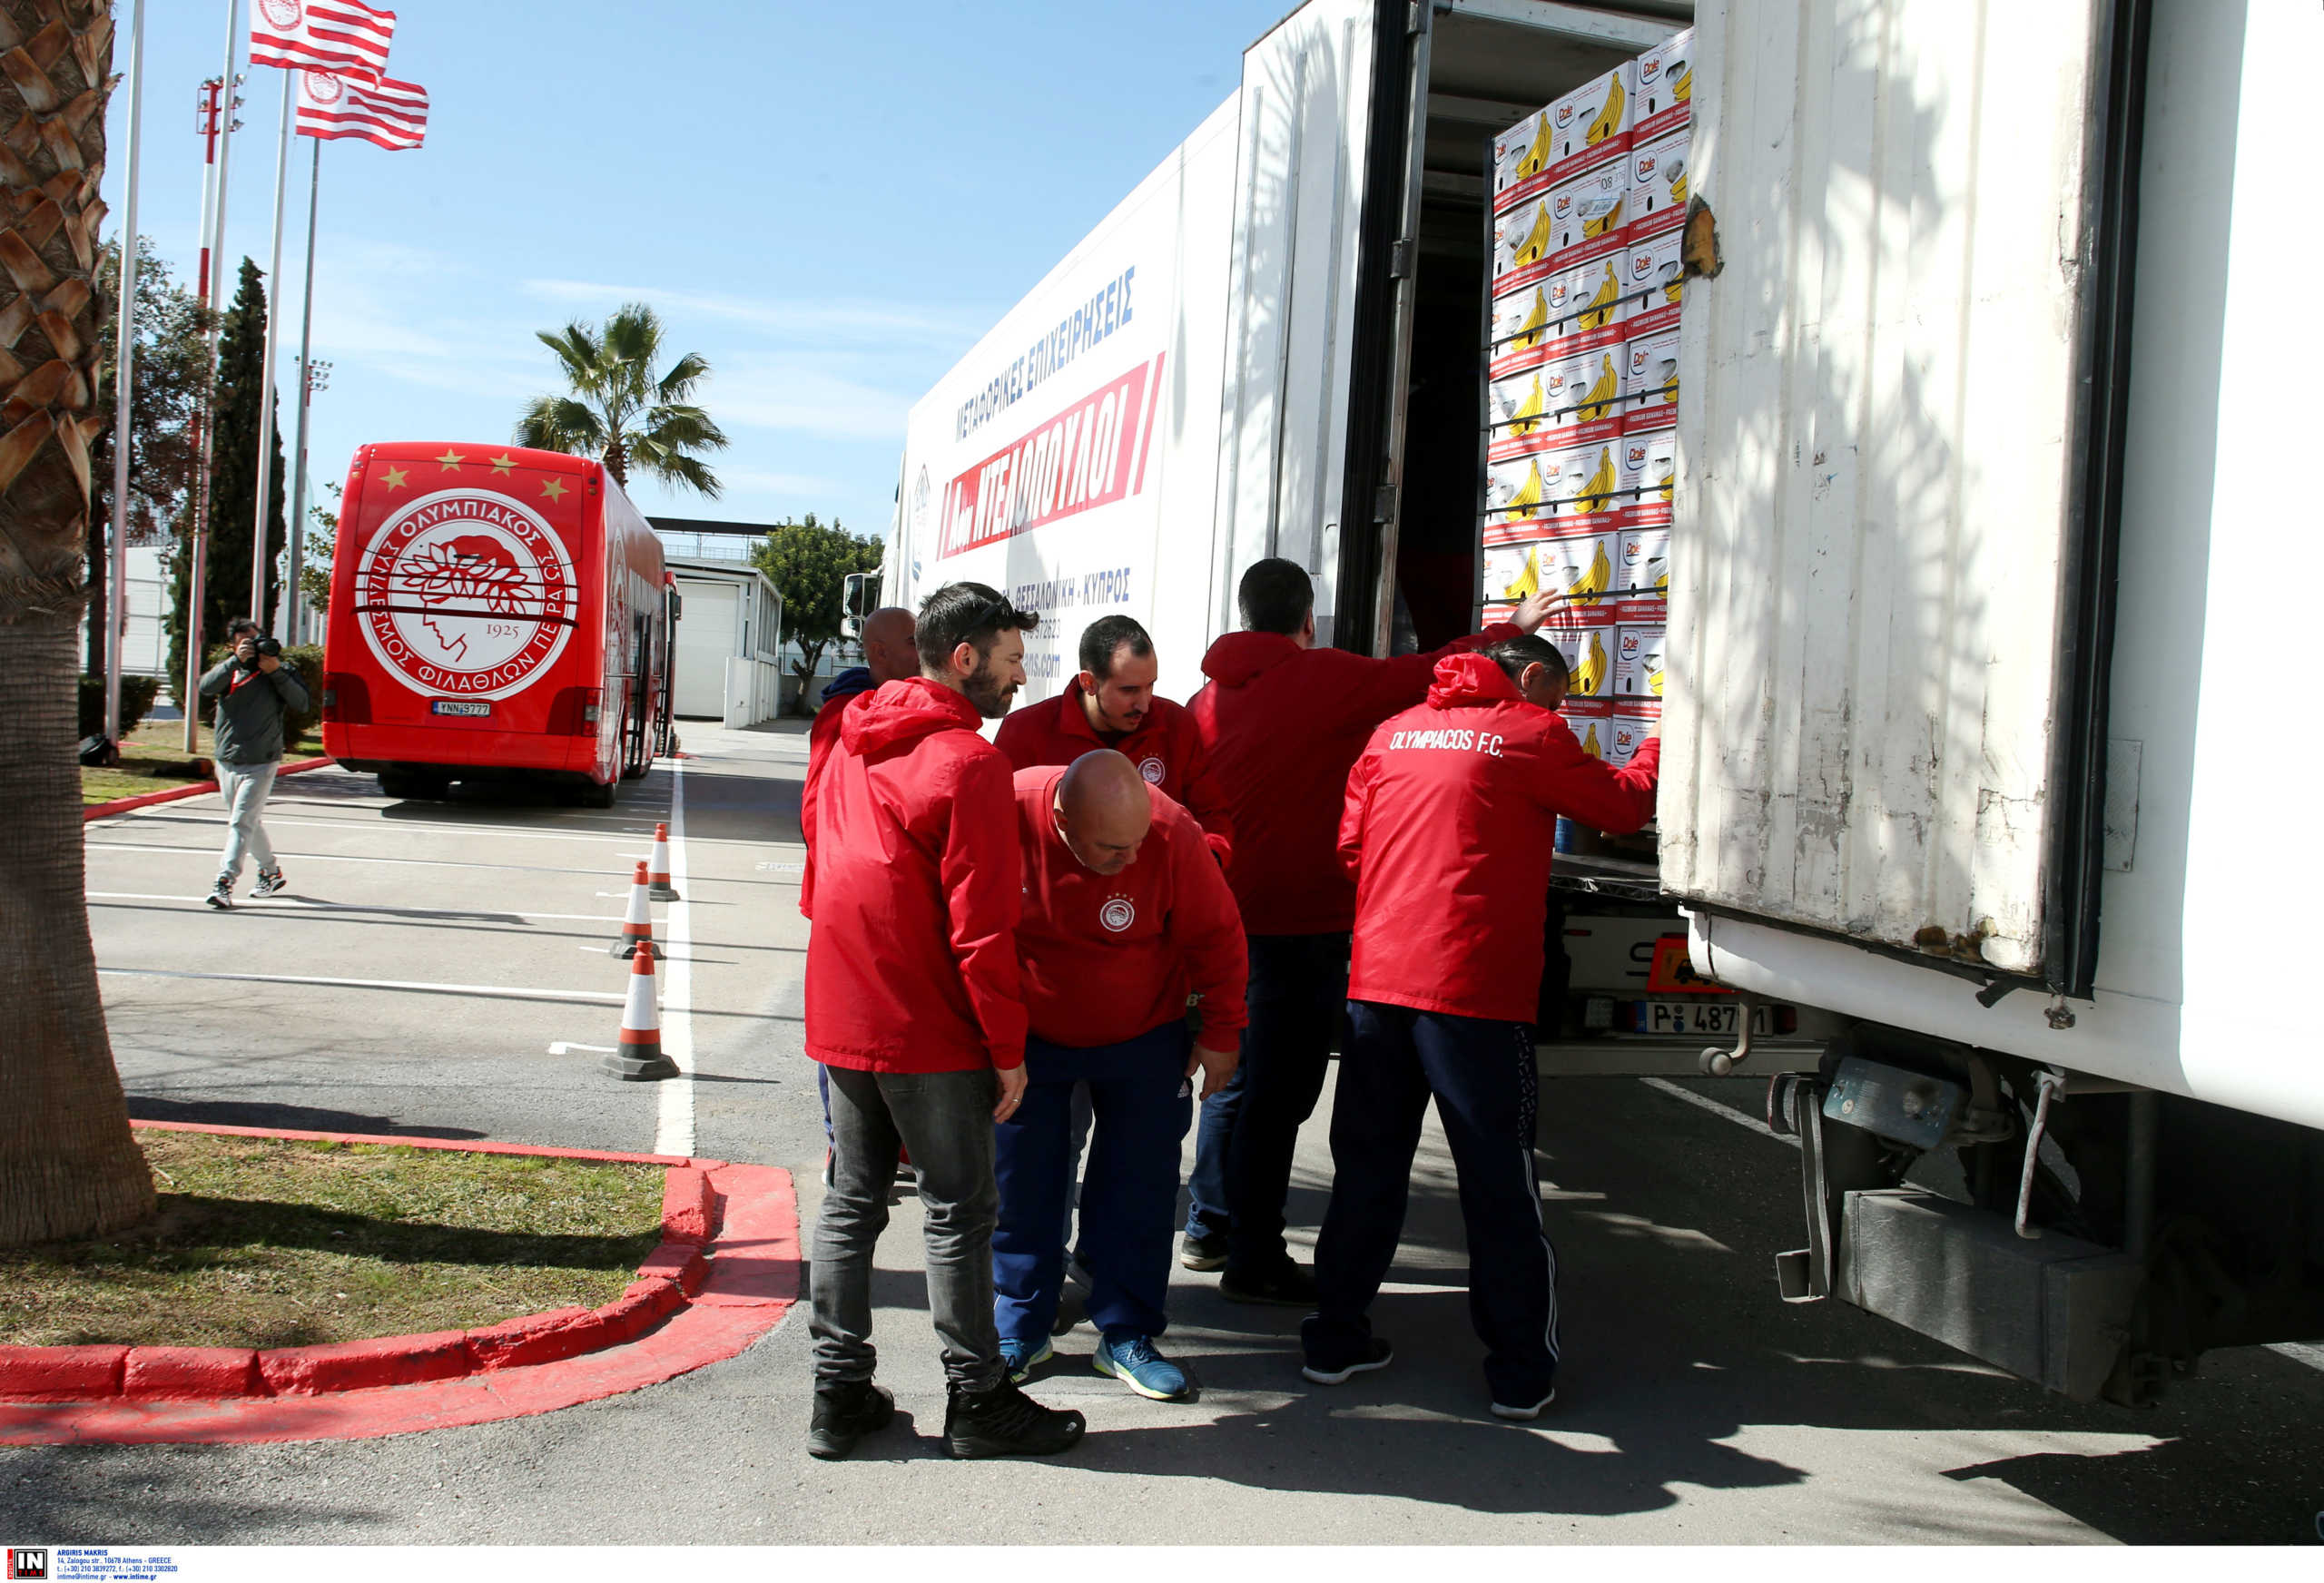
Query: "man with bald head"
992 750 1247 1402
802 605 917 872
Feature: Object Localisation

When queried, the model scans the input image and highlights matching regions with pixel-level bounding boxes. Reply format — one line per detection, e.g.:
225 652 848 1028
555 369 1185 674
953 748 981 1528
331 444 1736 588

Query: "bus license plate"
1643 1001 1774 1037
430 700 491 718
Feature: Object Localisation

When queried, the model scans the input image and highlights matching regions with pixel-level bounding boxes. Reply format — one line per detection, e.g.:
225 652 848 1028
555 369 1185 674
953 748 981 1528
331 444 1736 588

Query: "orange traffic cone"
648 821 681 900
605 940 678 1082
614 860 655 959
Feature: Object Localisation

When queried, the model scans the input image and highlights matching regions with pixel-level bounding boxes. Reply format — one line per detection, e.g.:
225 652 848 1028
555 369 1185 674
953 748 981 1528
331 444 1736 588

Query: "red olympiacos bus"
320 441 675 805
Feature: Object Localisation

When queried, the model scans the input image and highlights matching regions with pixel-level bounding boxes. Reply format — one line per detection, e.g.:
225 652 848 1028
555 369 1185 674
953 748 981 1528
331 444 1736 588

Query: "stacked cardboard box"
1482 28 1691 756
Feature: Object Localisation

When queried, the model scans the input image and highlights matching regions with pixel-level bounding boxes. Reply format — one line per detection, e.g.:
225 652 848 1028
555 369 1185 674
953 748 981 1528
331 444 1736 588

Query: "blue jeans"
1182 1062 1242 1243
993 1023 1192 1344
1222 932 1348 1273
1302 1000 1558 1407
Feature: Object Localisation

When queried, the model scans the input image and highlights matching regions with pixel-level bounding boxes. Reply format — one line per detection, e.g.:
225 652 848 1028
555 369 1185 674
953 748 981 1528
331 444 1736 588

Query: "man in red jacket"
991 751 1246 1402
1301 634 1659 1421
801 581 1085 1462
1181 557 1558 1303
995 614 1234 857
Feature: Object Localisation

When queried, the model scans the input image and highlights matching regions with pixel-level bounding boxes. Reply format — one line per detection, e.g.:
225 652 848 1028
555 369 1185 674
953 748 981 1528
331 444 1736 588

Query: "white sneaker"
204 879 233 910
1491 1386 1558 1421
252 867 287 898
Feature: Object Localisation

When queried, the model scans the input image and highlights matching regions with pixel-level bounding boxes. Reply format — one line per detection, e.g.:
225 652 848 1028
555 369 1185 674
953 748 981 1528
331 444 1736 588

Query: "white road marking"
2270 1341 2324 1373
86 890 623 924
86 842 649 880
116 812 652 844
655 758 697 1157
98 966 622 1005
1640 1077 1799 1149
548 1041 616 1056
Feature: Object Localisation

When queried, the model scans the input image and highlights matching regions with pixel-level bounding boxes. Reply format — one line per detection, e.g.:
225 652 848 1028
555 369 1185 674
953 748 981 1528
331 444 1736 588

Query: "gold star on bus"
381 465 409 490
540 477 568 502
489 454 517 477
435 448 466 471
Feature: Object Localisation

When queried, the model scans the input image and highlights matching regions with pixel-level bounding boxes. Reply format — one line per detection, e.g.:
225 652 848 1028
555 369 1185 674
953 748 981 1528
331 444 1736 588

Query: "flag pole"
286 133 320 646
182 0 242 753
103 0 146 754
249 66 293 632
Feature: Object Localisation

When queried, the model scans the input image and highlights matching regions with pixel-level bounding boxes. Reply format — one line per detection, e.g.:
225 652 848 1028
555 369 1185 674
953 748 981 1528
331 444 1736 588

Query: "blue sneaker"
999 1336 1052 1384
1094 1334 1194 1401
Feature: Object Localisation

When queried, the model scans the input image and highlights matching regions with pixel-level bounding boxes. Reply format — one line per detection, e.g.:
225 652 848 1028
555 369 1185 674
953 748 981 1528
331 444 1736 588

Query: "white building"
665 555 783 727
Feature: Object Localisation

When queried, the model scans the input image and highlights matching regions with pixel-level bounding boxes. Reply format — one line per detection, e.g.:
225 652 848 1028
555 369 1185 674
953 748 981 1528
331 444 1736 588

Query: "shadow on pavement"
127 1096 487 1141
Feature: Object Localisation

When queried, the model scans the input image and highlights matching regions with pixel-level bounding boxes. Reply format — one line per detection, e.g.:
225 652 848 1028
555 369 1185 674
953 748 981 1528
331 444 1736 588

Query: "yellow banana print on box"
1673 62 1691 101
1581 722 1604 759
1512 289 1548 351
1515 113 1553 181
1512 203 1551 268
1502 457 1544 520
1502 546 1541 601
1577 447 1616 513
1507 374 1545 436
1571 630 1609 696
1648 661 1665 697
1580 262 1620 331
1586 74 1625 146
1579 354 1617 423
1567 540 1610 607
1583 195 1621 241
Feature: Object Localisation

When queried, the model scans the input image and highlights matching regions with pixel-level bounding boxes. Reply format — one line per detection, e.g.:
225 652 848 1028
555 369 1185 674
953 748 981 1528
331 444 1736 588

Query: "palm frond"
640 403 730 453
655 351 711 405
514 394 606 456
640 449 724 500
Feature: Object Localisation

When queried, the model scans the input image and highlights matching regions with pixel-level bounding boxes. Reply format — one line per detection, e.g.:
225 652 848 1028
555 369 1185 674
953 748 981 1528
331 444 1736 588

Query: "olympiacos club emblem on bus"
354 488 577 700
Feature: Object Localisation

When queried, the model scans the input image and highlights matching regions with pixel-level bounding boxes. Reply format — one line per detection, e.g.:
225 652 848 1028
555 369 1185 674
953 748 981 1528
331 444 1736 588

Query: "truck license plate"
429 700 491 718
1641 1001 1777 1037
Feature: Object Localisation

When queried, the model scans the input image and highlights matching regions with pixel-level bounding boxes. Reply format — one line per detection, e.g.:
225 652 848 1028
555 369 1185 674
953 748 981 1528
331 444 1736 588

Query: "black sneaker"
1302 1336 1394 1385
942 1379 1086 1460
1180 1231 1229 1272
1219 1256 1316 1307
204 878 233 910
252 867 288 898
806 1379 895 1460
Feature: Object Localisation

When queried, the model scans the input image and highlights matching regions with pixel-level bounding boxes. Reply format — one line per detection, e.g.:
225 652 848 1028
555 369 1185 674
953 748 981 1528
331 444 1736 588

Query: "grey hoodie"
199 654 310 766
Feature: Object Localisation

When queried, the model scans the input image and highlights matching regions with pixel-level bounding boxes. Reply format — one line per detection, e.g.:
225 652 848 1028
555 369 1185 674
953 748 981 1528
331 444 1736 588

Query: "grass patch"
81 718 327 806
0 1131 667 1349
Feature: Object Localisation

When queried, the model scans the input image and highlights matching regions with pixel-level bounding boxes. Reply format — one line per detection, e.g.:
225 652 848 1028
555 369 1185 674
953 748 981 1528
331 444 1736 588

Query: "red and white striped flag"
251 0 396 79
297 69 428 150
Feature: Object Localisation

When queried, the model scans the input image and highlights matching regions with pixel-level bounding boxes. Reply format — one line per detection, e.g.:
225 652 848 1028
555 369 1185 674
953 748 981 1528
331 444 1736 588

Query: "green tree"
296 481 339 625
167 257 284 668
515 302 728 497
0 0 158 1245
88 238 212 677
750 513 882 713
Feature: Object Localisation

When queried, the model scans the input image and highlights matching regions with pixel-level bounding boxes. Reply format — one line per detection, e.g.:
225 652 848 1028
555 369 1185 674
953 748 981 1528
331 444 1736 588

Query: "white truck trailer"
885 0 2321 1403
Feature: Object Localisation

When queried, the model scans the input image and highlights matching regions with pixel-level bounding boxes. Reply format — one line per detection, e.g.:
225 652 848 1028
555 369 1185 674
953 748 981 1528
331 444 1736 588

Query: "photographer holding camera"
197 618 310 910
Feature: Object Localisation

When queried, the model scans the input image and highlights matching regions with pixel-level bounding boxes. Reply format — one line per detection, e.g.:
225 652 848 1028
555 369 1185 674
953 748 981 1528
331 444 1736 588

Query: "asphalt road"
5 721 2320 1545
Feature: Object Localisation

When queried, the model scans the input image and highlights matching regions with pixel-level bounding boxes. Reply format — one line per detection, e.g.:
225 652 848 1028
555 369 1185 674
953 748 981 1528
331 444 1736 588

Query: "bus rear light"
581 688 603 726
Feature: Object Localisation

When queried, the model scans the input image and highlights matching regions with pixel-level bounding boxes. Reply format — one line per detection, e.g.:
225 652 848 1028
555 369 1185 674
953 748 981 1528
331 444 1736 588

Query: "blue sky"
103 0 1294 543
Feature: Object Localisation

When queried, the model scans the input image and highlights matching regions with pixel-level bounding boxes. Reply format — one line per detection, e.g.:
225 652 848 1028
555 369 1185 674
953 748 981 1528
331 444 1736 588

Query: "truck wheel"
577 776 618 809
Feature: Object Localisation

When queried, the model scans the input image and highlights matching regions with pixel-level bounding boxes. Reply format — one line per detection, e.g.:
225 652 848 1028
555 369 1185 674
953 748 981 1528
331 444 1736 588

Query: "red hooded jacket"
799 689 876 919
995 682 1235 860
1187 624 1519 936
802 677 1027 1073
1339 653 1662 1024
1013 767 1249 1051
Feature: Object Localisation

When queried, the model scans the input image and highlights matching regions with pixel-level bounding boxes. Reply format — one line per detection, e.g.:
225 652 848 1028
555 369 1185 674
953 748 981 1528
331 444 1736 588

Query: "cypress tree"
168 257 286 669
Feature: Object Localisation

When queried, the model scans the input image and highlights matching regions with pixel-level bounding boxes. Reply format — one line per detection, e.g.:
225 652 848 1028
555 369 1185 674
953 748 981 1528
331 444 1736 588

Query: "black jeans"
1304 1000 1558 1407
1223 931 1349 1273
811 1064 1004 1392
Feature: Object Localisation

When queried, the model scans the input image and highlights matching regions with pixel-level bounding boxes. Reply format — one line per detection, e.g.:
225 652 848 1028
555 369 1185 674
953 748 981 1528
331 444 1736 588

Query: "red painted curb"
660 1165 715 1244
0 1131 797 1441
84 755 336 822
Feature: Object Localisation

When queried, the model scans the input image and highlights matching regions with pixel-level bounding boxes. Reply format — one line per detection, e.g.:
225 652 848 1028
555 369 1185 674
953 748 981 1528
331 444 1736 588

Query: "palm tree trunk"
0 0 156 1244
603 432 627 487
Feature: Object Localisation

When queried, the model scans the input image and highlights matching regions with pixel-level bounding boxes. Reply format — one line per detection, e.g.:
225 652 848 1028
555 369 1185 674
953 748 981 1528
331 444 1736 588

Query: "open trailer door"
1663 0 2143 996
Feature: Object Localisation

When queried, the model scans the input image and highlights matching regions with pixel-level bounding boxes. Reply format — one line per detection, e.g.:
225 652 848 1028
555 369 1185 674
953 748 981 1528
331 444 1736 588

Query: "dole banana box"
1560 697 1616 762
1625 123 1692 240
1618 524 1671 623
1489 239 1629 373
1630 27 1694 143
1620 325 1681 430
1617 223 1686 338
1495 167 1626 287
1616 425 1678 528
1541 608 1618 700
1609 700 1663 768
1492 64 1635 211
1616 621 1668 698
1487 342 1625 458
1481 526 1620 615
1483 438 1625 538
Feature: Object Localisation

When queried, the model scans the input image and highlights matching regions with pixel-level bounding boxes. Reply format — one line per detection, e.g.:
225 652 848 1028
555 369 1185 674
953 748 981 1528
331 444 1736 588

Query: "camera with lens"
253 635 282 658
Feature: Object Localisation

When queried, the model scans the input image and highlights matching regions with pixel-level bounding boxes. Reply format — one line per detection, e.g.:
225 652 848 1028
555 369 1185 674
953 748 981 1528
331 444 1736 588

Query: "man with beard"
800 581 1084 1461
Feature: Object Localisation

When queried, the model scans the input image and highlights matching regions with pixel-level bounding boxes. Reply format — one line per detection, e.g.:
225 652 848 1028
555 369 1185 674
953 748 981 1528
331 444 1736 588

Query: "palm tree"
515 302 729 497
0 0 158 1244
